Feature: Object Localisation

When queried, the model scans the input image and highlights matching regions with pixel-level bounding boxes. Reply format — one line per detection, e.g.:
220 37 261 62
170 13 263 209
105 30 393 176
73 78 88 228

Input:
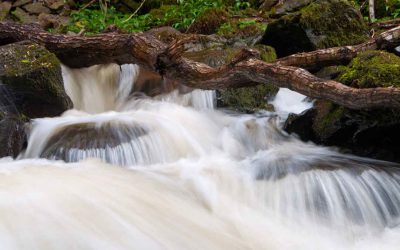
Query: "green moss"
254 44 276 62
217 18 267 39
0 42 71 117
299 0 368 48
3 43 59 77
219 84 279 112
313 101 346 138
337 51 400 88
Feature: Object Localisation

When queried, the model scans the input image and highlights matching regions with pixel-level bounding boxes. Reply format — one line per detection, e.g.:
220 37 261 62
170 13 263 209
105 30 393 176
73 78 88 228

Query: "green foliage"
67 0 227 34
349 0 400 20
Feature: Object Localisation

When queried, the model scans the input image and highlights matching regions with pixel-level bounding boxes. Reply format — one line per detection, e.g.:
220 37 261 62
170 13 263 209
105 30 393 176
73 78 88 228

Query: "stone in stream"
0 114 27 158
0 41 72 118
41 122 148 163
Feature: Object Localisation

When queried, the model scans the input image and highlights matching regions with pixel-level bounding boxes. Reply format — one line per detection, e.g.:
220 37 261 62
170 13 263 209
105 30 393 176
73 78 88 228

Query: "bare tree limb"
276 25 400 70
1 21 400 110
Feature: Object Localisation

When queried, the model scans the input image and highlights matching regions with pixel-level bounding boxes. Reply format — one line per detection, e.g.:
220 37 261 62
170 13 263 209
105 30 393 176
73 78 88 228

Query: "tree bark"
1 21 400 110
276 25 400 70
369 0 375 21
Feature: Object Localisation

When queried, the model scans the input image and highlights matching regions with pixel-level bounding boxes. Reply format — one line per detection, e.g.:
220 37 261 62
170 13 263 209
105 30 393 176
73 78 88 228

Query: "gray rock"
23 2 51 14
12 0 31 8
12 7 37 23
0 2 12 21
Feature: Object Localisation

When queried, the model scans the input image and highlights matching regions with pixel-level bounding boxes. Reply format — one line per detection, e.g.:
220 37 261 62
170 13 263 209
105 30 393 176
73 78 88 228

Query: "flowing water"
1 64 400 249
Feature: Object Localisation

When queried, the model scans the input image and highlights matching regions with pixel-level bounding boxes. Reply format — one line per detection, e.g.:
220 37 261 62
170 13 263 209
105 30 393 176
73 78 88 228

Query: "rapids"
1 63 400 249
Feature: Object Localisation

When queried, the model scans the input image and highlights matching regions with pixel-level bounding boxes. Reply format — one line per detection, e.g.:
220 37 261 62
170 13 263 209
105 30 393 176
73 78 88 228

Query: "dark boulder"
284 51 400 162
261 0 368 57
0 41 72 118
0 114 27 158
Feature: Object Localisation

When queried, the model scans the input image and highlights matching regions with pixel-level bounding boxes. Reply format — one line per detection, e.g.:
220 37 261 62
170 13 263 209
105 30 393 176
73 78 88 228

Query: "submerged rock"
0 41 72 118
261 0 368 57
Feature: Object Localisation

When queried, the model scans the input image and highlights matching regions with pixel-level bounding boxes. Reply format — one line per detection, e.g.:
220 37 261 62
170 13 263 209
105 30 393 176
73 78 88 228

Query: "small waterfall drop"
2 64 400 249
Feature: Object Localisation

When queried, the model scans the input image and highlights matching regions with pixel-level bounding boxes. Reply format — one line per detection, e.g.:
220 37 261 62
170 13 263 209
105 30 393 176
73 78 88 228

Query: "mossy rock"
217 17 268 43
183 44 277 112
187 8 229 35
218 84 279 113
285 50 400 162
262 0 368 57
183 45 276 67
0 41 72 118
337 50 400 88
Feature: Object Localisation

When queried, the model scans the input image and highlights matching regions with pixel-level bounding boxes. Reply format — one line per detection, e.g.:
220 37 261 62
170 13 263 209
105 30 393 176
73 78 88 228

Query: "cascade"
1 63 400 249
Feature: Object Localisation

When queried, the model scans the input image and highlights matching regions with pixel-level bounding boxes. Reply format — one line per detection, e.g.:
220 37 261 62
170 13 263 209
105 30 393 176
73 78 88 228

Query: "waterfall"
2 64 400 249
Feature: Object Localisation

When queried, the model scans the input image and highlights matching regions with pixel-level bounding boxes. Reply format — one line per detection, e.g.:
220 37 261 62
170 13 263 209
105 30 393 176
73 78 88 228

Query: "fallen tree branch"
1 21 400 110
371 18 400 30
276 25 400 70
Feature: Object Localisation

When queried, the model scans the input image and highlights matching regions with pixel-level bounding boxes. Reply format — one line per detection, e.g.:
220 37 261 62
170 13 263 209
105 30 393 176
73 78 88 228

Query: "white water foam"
1 64 399 249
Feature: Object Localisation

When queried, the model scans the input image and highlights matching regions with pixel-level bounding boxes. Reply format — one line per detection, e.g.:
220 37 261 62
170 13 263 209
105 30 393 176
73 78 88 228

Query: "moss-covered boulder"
0 41 72 118
285 51 400 162
218 84 278 112
337 50 400 88
261 0 369 57
217 18 268 45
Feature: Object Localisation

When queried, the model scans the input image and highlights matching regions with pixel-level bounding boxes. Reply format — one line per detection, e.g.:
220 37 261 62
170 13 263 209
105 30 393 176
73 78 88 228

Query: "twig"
122 0 147 23
78 0 96 12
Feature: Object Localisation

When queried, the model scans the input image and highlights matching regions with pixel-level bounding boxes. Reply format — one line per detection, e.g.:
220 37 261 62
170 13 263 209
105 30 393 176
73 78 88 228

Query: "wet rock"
218 84 279 113
0 41 72 118
12 7 37 23
0 114 27 158
261 0 368 57
12 0 31 8
0 2 12 21
285 101 400 163
41 122 148 163
284 51 400 162
23 2 51 14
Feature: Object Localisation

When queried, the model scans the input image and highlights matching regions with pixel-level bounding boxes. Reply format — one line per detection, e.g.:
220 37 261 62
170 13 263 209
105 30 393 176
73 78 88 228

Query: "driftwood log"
1 21 400 110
